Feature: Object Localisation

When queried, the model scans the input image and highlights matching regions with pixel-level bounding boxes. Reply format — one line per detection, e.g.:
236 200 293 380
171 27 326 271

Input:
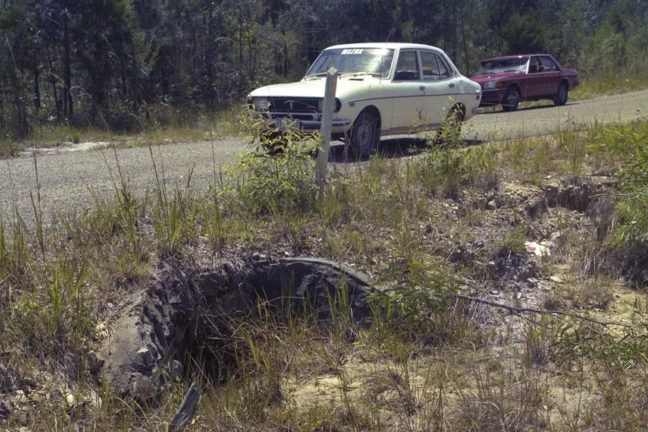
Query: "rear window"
473 57 528 76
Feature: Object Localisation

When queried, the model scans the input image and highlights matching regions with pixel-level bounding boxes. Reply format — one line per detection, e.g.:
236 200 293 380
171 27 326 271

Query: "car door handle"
419 85 426 91
448 83 455 88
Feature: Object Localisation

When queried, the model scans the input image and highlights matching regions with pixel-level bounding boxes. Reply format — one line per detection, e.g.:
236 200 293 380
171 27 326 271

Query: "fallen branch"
454 293 633 329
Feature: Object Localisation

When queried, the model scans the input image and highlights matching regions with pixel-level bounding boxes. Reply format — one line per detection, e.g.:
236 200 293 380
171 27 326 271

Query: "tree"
0 0 645 139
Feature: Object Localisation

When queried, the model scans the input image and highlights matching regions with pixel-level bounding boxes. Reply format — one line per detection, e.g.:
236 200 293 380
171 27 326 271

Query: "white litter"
524 241 553 257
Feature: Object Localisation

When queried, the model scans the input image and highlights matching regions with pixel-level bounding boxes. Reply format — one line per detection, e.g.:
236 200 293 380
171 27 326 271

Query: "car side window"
421 52 450 80
529 57 541 73
540 56 558 72
394 50 420 81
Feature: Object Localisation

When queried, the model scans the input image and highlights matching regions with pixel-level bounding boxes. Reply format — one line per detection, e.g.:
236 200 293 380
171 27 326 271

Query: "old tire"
349 110 379 159
502 87 520 112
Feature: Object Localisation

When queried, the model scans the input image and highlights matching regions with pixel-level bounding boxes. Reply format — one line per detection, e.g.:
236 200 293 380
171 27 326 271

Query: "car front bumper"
254 114 353 136
478 88 506 106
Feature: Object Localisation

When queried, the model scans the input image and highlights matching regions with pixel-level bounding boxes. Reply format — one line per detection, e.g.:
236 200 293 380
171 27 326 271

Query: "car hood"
248 75 387 99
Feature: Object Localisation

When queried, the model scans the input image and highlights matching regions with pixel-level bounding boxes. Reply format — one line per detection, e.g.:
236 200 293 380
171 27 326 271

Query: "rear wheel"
349 110 379 159
447 104 465 126
436 105 464 145
502 87 520 112
553 83 568 106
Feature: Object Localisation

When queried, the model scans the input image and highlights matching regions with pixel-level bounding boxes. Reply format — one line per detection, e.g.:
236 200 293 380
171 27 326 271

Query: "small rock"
86 351 104 374
88 390 102 409
171 360 183 382
0 396 11 420
95 323 109 340
65 391 77 408
129 372 156 402
14 390 27 404
18 409 29 426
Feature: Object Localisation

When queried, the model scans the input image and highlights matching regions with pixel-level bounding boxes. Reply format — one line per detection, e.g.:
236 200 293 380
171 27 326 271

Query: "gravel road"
2 89 647 229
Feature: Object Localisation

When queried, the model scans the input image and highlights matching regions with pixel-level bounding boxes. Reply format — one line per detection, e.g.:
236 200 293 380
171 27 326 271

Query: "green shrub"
370 261 462 346
12 256 94 358
592 121 648 284
225 129 320 216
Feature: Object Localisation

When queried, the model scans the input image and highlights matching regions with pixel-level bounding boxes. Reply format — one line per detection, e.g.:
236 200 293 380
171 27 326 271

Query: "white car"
247 42 482 158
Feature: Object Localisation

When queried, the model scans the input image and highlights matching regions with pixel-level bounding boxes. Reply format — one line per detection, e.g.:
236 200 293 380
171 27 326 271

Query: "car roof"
323 42 442 51
481 54 552 62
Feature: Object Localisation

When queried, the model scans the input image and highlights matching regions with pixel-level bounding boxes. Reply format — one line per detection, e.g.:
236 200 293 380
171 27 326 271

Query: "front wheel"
349 110 379 159
502 87 520 112
553 83 568 106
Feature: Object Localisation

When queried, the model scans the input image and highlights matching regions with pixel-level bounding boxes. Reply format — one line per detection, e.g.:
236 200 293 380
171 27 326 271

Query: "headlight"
250 97 270 110
483 81 496 90
317 98 342 113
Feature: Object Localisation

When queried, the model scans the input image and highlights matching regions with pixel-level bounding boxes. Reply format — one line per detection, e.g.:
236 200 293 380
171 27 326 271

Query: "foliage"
370 262 462 346
590 121 648 285
223 128 320 216
0 0 647 146
12 256 94 359
415 119 499 199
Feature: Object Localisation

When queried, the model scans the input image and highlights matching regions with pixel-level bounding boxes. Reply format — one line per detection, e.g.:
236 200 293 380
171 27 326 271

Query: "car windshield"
305 48 395 78
472 57 529 76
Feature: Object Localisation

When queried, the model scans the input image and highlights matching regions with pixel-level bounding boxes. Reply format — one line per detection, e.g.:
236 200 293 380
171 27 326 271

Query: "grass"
0 104 245 158
572 73 648 100
2 100 648 430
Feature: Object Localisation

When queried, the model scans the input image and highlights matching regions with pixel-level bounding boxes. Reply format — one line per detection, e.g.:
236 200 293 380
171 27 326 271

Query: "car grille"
260 97 321 121
267 97 320 113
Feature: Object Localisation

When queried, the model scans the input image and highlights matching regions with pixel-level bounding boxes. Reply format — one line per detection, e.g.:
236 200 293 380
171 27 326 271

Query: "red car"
471 54 579 111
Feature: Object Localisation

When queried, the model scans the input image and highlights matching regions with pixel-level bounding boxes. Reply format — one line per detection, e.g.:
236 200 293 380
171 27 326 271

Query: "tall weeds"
4 118 648 431
590 121 648 284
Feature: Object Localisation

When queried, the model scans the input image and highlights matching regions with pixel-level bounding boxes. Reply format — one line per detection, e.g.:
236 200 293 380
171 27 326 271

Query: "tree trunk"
63 14 73 120
33 67 41 111
47 49 61 123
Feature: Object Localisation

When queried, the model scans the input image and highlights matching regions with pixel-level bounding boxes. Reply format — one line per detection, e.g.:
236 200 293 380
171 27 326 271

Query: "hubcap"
355 116 374 155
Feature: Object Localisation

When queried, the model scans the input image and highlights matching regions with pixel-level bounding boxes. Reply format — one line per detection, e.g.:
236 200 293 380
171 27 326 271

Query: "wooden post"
316 67 338 195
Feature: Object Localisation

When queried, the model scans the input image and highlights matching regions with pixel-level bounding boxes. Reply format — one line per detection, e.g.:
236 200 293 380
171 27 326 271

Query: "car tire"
349 110 379 159
449 104 465 126
436 105 464 144
553 83 568 106
502 87 520 112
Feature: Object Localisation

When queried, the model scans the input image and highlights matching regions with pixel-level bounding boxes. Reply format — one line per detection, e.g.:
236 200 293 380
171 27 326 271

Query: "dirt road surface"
2 89 647 228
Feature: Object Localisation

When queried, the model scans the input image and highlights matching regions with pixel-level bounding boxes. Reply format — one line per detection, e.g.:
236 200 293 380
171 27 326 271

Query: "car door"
528 55 562 98
537 55 563 97
419 50 459 128
390 49 426 132
526 55 545 98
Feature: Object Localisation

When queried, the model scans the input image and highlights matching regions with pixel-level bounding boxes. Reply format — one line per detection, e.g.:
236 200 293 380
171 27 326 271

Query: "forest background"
0 0 646 140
